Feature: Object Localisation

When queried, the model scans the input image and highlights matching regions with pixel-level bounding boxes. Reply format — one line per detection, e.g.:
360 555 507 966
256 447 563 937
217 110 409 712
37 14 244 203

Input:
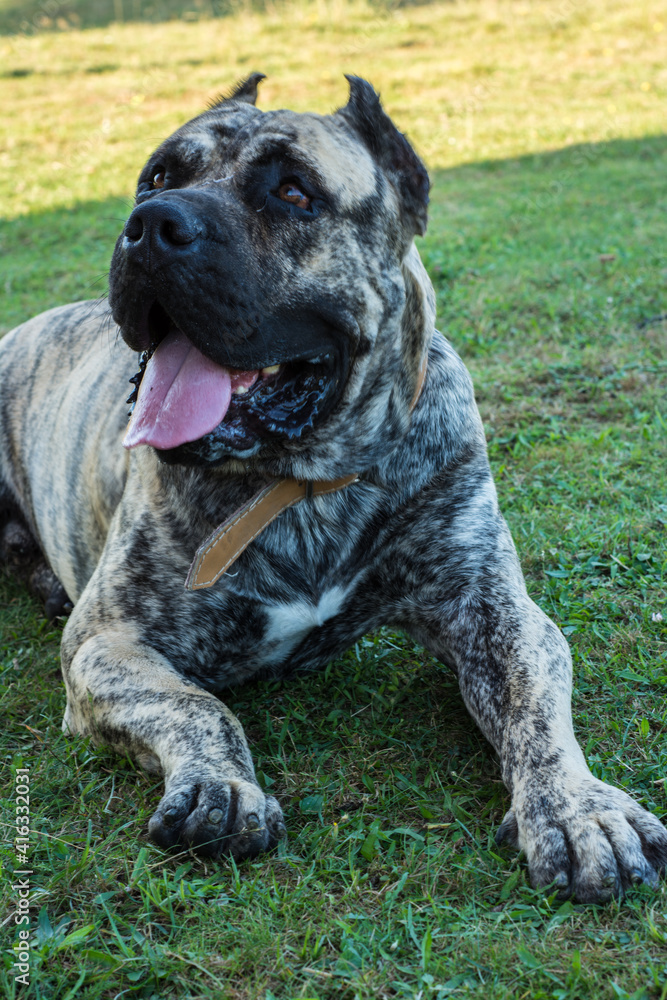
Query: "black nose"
123 198 202 262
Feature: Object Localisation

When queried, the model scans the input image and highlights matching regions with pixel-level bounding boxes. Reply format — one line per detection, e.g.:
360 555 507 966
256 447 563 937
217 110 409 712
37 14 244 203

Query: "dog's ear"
210 72 266 108
337 75 429 237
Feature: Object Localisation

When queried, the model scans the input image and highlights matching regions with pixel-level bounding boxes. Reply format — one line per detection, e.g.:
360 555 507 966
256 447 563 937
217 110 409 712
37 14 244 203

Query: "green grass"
0 0 234 35
1 0 667 997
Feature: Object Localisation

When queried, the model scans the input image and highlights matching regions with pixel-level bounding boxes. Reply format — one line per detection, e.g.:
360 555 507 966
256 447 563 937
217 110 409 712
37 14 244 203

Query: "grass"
0 0 263 35
1 0 667 997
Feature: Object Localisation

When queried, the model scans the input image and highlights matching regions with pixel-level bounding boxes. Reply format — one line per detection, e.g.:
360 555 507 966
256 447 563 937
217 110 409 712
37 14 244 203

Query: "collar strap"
185 353 428 590
185 474 358 590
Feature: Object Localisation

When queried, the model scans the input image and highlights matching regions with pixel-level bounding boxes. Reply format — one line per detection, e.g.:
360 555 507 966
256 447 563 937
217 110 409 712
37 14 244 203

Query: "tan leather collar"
185 354 428 590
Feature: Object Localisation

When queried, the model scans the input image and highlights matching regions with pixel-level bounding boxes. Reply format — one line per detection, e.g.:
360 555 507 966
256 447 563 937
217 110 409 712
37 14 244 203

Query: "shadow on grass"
2 133 665 346
0 197 127 334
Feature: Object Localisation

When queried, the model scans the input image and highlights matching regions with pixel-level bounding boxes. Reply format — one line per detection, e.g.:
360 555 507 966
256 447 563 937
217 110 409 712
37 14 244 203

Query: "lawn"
1 0 666 997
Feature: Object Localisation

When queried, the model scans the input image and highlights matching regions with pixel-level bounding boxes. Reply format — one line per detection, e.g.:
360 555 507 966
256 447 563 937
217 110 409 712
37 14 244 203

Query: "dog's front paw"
148 776 286 860
496 773 667 903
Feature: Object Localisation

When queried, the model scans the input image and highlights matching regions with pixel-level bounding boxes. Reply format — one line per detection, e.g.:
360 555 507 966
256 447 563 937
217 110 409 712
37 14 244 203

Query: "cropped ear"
337 75 429 237
209 72 266 109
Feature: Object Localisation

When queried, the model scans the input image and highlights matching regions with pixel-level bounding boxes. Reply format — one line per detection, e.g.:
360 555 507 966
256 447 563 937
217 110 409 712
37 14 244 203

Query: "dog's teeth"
232 384 250 395
261 364 281 376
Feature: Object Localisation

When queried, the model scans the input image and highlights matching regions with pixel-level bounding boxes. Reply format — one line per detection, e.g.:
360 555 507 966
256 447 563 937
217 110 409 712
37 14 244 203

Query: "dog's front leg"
61 624 285 859
415 523 667 902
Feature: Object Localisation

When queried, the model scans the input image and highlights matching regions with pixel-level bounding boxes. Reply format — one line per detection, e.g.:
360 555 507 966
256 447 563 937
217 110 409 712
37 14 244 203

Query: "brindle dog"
1 75 665 902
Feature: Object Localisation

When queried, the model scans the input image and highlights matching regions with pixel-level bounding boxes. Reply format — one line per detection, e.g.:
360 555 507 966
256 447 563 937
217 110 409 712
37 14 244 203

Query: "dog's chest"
126 475 404 687
145 493 391 686
162 571 368 688
247 584 354 669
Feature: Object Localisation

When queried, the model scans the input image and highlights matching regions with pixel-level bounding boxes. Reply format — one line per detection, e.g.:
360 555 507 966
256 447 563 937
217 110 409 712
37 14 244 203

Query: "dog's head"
109 74 435 478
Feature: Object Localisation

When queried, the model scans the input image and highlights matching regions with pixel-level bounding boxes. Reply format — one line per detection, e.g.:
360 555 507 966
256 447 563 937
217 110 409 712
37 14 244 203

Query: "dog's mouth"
123 302 345 458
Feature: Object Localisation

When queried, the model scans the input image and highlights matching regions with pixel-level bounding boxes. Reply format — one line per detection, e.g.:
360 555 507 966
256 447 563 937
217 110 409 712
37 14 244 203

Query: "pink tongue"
123 330 256 451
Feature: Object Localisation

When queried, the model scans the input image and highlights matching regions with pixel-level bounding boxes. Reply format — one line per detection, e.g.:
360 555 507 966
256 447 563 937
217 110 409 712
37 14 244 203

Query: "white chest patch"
259 586 349 665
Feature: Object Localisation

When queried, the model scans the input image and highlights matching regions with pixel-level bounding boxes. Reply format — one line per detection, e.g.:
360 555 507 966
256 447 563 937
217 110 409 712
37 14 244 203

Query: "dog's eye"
152 170 166 189
277 182 311 210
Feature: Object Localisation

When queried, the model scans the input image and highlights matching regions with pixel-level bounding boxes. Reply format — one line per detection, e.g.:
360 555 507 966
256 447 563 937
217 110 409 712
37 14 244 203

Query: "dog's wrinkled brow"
243 137 327 183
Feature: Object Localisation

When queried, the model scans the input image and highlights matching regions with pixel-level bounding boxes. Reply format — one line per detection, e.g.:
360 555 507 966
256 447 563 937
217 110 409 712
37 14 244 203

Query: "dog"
1 74 666 902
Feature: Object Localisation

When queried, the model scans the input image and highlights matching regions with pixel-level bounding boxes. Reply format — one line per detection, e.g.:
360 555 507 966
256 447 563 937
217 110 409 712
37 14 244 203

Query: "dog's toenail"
602 872 617 888
162 808 179 827
208 808 224 825
629 868 644 884
246 812 260 830
275 821 287 839
553 872 569 888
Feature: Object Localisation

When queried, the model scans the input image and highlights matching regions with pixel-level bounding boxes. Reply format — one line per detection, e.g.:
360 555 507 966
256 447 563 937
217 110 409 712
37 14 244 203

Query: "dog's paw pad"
148 780 285 861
